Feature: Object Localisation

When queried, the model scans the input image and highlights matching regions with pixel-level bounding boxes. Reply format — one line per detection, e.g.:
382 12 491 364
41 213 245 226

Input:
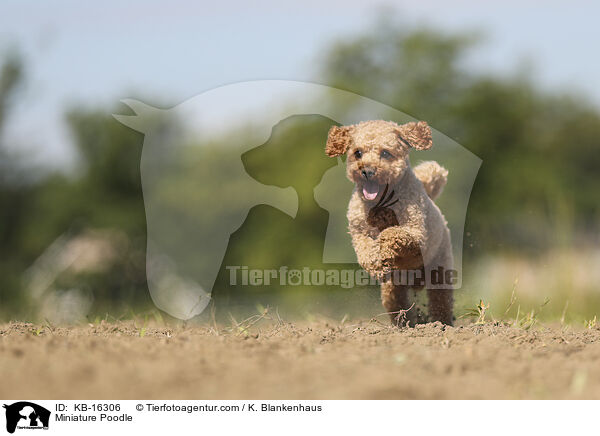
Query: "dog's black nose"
362 169 376 179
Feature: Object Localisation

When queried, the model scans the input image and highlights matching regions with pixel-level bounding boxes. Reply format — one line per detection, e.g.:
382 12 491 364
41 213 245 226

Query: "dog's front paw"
356 247 390 278
377 227 423 270
378 228 404 257
358 256 387 278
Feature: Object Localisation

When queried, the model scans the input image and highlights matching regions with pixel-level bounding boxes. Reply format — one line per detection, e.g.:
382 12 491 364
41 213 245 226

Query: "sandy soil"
1 319 600 399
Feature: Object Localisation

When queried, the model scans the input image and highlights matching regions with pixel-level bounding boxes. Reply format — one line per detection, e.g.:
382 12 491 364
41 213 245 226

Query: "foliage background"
1 19 599 323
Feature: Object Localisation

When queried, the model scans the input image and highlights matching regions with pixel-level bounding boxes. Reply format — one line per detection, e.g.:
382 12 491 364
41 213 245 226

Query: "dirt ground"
2 319 600 399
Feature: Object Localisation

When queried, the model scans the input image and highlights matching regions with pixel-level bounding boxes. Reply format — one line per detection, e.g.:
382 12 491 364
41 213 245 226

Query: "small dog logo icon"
3 402 50 433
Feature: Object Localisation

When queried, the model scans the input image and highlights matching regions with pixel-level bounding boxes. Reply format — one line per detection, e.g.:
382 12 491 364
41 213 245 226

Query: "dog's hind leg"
381 281 414 326
427 289 454 325
425 241 454 325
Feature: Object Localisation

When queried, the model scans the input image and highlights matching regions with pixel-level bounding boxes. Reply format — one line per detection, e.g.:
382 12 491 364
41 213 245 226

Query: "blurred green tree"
0 53 151 318
22 108 152 317
0 53 32 318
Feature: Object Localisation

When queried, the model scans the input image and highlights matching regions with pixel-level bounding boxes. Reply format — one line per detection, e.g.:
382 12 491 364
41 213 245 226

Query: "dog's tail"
413 161 448 201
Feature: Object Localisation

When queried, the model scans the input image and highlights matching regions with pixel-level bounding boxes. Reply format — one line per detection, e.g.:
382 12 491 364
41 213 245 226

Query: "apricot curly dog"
325 120 454 326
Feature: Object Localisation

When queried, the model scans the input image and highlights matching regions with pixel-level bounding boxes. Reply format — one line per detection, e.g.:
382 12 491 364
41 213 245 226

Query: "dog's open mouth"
362 180 380 201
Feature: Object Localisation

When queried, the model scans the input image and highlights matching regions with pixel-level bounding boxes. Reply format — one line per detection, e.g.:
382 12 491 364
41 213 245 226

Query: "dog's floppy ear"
397 121 433 151
325 125 352 157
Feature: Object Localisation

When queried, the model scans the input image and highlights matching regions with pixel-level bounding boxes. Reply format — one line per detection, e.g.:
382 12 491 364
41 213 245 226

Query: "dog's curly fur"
325 120 454 326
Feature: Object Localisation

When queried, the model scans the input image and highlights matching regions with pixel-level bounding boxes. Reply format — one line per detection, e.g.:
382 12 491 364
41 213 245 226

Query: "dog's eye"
381 150 393 159
353 150 362 159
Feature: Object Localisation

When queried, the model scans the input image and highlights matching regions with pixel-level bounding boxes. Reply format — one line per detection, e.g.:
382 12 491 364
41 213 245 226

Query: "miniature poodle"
325 120 454 325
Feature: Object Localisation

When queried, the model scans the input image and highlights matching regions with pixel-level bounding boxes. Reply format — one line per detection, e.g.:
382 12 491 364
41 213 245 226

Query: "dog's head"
325 120 432 201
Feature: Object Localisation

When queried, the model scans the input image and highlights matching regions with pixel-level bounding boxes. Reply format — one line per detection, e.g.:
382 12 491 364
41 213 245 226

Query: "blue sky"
2 0 599 168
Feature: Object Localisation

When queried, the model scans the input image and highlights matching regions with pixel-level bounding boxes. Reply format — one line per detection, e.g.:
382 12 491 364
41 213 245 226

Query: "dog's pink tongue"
362 181 379 200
